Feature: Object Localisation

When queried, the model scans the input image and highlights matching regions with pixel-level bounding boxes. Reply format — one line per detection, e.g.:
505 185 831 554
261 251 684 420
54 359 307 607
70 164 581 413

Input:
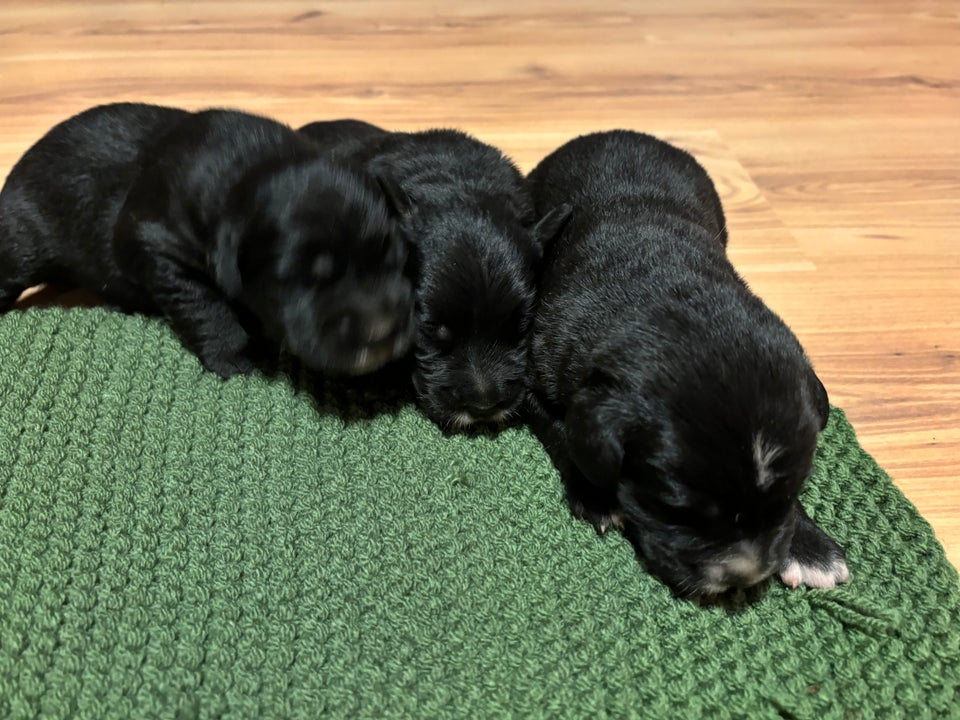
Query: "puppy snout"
464 396 509 419
719 556 766 588
324 305 409 348
704 543 778 592
461 378 523 421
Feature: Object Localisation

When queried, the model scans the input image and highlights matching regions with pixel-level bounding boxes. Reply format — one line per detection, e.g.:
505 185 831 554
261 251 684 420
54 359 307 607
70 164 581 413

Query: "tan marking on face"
725 553 764 580
753 433 783 490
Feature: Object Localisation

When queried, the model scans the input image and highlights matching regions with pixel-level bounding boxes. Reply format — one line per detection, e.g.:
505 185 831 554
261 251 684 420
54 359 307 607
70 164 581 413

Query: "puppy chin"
623 508 791 599
279 288 414 375
660 554 783 599
449 407 516 430
283 305 413 375
644 553 754 599
414 378 521 433
297 333 412 376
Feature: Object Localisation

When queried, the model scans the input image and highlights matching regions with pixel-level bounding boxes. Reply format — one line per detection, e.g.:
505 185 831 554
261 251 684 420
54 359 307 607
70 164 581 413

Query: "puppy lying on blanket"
0 103 413 378
300 120 570 431
525 130 849 597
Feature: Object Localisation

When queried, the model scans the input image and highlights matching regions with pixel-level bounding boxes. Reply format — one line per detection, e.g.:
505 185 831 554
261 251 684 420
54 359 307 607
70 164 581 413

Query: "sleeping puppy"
0 103 414 378
300 120 570 431
525 130 849 598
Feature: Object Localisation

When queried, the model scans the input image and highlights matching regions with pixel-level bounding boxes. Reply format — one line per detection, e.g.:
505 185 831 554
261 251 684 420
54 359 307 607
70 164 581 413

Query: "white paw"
569 501 623 535
779 557 850 589
596 512 624 535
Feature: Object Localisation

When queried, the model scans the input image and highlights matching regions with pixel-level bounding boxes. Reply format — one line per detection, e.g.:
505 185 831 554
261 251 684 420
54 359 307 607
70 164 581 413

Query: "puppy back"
528 130 725 243
528 131 816 441
2 103 189 189
298 119 389 158
366 129 531 219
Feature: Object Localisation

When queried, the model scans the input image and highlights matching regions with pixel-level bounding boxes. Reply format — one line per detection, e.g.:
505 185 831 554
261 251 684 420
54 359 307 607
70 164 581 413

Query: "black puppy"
300 120 570 431
525 130 849 597
0 103 413 378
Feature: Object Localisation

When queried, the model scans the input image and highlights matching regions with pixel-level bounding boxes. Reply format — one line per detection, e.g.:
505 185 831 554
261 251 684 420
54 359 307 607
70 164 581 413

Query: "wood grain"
1 0 958 565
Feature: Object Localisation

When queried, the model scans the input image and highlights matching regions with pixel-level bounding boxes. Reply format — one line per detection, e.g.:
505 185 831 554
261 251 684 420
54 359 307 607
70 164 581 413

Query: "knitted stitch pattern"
0 308 957 719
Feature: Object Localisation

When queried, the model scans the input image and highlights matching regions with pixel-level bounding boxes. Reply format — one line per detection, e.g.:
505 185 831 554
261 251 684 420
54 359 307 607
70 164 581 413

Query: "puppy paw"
779 555 850 589
779 504 850 589
200 352 256 380
0 287 21 312
568 499 623 536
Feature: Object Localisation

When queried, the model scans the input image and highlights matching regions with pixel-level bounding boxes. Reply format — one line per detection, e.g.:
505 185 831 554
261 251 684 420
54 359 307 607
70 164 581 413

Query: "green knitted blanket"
1 308 958 719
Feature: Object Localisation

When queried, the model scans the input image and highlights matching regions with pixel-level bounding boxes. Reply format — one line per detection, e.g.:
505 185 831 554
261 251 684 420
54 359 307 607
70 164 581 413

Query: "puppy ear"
807 370 830 430
212 217 244 299
374 171 413 218
531 203 573 249
565 381 625 490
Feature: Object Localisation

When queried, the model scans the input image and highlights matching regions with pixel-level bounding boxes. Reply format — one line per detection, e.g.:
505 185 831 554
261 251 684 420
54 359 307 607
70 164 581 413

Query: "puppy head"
410 204 571 431
213 159 414 375
567 356 828 598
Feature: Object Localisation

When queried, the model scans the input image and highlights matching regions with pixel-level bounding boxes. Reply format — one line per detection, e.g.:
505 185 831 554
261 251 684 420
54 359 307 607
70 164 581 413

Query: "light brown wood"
1 1 958 564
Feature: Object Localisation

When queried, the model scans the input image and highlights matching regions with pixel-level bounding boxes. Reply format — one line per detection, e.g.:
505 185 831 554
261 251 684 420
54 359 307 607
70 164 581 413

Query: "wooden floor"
1 1 958 565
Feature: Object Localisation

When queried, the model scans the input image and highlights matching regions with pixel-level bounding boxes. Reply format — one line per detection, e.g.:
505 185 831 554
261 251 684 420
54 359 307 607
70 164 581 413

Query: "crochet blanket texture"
0 308 957 719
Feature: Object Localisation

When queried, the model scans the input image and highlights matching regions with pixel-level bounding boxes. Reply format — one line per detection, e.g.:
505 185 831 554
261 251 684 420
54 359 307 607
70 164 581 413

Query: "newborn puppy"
525 130 849 598
0 103 413 378
300 120 570 431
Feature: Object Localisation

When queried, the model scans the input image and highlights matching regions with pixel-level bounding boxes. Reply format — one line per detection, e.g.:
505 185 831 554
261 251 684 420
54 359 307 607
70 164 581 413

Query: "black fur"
0 103 414 378
526 130 847 598
300 120 571 432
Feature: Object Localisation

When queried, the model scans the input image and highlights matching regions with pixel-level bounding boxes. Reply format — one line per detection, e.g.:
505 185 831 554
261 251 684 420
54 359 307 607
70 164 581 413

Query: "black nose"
466 400 497 417
464 396 516 420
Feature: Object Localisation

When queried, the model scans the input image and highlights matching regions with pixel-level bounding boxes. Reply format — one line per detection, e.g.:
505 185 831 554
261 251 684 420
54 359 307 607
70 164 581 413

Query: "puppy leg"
779 502 850 589
567 477 624 535
0 220 40 311
525 392 622 534
0 277 26 311
153 257 256 379
127 223 255 379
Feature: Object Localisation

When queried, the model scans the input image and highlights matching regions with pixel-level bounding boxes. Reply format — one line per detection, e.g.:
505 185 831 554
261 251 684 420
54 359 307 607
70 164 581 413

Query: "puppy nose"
466 372 522 410
465 398 500 418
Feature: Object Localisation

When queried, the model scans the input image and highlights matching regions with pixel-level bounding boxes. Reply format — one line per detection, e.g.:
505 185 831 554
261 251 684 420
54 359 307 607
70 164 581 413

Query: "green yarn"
0 307 958 719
